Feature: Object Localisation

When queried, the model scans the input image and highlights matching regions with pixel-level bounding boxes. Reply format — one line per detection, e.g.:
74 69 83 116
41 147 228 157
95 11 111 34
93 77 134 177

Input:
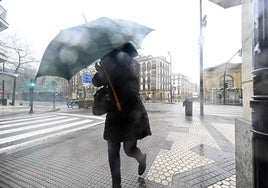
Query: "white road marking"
0 119 93 145
0 120 105 154
0 118 79 135
0 115 58 125
0 116 67 129
56 113 105 120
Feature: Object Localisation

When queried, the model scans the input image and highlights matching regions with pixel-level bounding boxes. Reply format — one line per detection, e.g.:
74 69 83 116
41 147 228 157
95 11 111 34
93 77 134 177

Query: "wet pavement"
0 102 242 187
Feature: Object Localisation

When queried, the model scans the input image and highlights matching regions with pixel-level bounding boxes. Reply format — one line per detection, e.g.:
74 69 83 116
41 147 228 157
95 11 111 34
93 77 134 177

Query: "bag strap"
103 69 122 112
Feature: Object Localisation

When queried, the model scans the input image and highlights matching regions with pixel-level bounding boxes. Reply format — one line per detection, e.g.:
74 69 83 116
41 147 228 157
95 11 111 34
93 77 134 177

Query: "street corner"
143 115 236 187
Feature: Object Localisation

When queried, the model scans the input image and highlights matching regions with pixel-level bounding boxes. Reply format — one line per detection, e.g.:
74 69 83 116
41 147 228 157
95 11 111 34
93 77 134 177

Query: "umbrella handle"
103 69 122 112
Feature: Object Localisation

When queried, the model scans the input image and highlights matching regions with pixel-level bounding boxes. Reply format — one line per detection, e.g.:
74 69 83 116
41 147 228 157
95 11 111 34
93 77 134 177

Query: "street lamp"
52 80 58 109
199 0 207 116
223 49 241 105
29 79 36 113
168 51 172 103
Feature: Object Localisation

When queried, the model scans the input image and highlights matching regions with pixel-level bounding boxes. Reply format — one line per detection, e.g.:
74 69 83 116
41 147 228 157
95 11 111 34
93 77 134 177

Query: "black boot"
138 154 146 175
112 183 121 188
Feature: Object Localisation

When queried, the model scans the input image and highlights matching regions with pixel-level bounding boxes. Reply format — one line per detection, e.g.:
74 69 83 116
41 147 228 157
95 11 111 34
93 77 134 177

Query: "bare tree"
0 33 39 105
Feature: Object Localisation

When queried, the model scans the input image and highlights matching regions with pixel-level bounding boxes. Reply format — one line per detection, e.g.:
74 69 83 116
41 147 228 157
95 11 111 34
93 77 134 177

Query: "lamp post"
168 51 172 103
223 49 241 105
199 0 207 116
29 79 36 114
1 61 5 105
52 80 57 109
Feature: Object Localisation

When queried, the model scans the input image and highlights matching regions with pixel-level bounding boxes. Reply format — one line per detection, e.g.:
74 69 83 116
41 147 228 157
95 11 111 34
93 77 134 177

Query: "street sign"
82 73 93 84
18 84 24 88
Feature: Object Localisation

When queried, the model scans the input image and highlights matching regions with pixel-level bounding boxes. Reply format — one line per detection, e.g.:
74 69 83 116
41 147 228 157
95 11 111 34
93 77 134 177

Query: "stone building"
0 3 9 104
0 4 8 32
203 62 242 104
171 73 194 102
135 55 171 102
68 55 196 103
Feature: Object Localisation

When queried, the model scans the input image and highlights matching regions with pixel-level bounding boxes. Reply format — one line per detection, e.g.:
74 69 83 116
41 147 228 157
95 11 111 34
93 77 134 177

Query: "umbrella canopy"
36 17 153 80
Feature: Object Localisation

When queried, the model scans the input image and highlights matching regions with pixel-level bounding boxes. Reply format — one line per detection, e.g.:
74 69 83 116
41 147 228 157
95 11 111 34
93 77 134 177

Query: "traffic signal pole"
199 0 206 116
29 79 35 114
29 87 33 113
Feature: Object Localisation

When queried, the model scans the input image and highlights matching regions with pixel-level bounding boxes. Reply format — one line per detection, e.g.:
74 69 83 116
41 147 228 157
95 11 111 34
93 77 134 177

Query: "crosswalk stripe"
0 116 68 129
0 120 105 154
56 113 105 120
0 115 58 124
0 117 79 135
209 113 242 117
0 119 93 145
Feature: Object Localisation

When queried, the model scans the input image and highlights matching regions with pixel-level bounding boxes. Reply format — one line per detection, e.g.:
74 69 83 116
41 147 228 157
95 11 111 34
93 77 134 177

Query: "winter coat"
92 52 151 143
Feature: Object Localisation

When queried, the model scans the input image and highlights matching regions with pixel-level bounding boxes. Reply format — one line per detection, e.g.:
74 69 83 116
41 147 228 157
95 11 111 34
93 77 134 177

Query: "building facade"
203 63 242 104
135 55 171 102
171 73 195 102
0 3 9 104
67 55 197 103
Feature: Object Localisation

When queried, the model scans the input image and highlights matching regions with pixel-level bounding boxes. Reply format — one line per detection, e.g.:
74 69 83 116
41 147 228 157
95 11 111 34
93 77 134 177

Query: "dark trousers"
107 140 143 186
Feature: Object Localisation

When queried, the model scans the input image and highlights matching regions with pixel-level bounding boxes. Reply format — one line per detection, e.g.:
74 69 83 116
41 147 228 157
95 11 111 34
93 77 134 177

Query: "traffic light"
29 79 36 88
224 82 228 88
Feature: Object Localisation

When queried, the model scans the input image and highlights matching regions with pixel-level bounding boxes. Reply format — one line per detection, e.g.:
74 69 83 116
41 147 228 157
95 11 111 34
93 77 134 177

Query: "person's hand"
95 61 105 76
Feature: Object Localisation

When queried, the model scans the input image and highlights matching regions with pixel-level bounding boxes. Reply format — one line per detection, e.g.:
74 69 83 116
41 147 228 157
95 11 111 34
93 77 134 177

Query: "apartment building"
136 55 171 102
68 55 197 103
171 73 194 102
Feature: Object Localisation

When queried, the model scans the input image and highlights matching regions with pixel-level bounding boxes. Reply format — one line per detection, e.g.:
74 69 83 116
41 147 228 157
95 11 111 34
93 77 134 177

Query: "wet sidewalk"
0 101 77 118
0 103 238 187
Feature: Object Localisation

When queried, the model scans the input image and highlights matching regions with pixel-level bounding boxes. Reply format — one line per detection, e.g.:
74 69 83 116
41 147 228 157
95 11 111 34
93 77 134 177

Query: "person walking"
92 42 152 188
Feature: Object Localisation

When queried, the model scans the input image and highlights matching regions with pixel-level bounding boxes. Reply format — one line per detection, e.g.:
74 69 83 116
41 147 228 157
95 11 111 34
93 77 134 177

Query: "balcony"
0 5 8 32
0 51 7 62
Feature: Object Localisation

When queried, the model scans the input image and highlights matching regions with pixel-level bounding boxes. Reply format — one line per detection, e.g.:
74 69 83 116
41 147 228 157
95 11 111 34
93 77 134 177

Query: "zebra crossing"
203 105 243 117
0 113 105 154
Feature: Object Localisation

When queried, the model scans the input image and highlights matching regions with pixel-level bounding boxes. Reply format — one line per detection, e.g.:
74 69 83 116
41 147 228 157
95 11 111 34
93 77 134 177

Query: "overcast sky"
1 0 241 83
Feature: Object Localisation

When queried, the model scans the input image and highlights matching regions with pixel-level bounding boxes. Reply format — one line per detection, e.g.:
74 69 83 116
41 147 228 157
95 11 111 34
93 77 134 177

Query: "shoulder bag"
92 68 122 115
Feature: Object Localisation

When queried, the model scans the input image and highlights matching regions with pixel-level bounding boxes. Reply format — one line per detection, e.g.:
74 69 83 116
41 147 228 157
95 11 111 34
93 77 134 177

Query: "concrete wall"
235 0 254 187
241 0 253 122
235 118 253 187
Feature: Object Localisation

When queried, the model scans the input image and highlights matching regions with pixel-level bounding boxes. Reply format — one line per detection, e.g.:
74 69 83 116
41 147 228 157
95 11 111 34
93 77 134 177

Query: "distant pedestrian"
92 42 152 188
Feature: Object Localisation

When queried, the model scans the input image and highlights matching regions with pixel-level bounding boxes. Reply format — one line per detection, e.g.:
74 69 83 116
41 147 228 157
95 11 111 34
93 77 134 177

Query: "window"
152 62 156 69
142 63 146 71
220 75 234 88
147 62 151 69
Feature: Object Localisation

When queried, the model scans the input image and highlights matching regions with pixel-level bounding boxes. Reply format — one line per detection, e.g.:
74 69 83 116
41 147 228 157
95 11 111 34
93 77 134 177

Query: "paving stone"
0 105 238 187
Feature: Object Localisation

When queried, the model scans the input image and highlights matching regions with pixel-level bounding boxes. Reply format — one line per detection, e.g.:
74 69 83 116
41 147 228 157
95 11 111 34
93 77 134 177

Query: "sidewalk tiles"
0 110 236 187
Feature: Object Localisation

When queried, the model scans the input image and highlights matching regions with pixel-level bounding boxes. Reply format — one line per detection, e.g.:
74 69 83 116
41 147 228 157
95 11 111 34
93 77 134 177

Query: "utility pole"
29 79 35 114
168 51 172 103
199 0 207 116
1 62 5 105
1 80 4 104
52 80 57 109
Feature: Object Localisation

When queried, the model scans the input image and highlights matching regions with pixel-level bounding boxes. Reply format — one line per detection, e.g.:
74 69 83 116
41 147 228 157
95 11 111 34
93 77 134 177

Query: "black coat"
92 53 151 143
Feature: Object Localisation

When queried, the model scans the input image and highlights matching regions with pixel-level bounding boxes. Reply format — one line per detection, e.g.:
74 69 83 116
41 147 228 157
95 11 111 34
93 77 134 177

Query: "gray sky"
2 0 241 83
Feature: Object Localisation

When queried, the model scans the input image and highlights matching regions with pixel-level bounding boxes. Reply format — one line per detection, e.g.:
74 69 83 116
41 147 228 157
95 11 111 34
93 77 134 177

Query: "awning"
209 0 241 9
